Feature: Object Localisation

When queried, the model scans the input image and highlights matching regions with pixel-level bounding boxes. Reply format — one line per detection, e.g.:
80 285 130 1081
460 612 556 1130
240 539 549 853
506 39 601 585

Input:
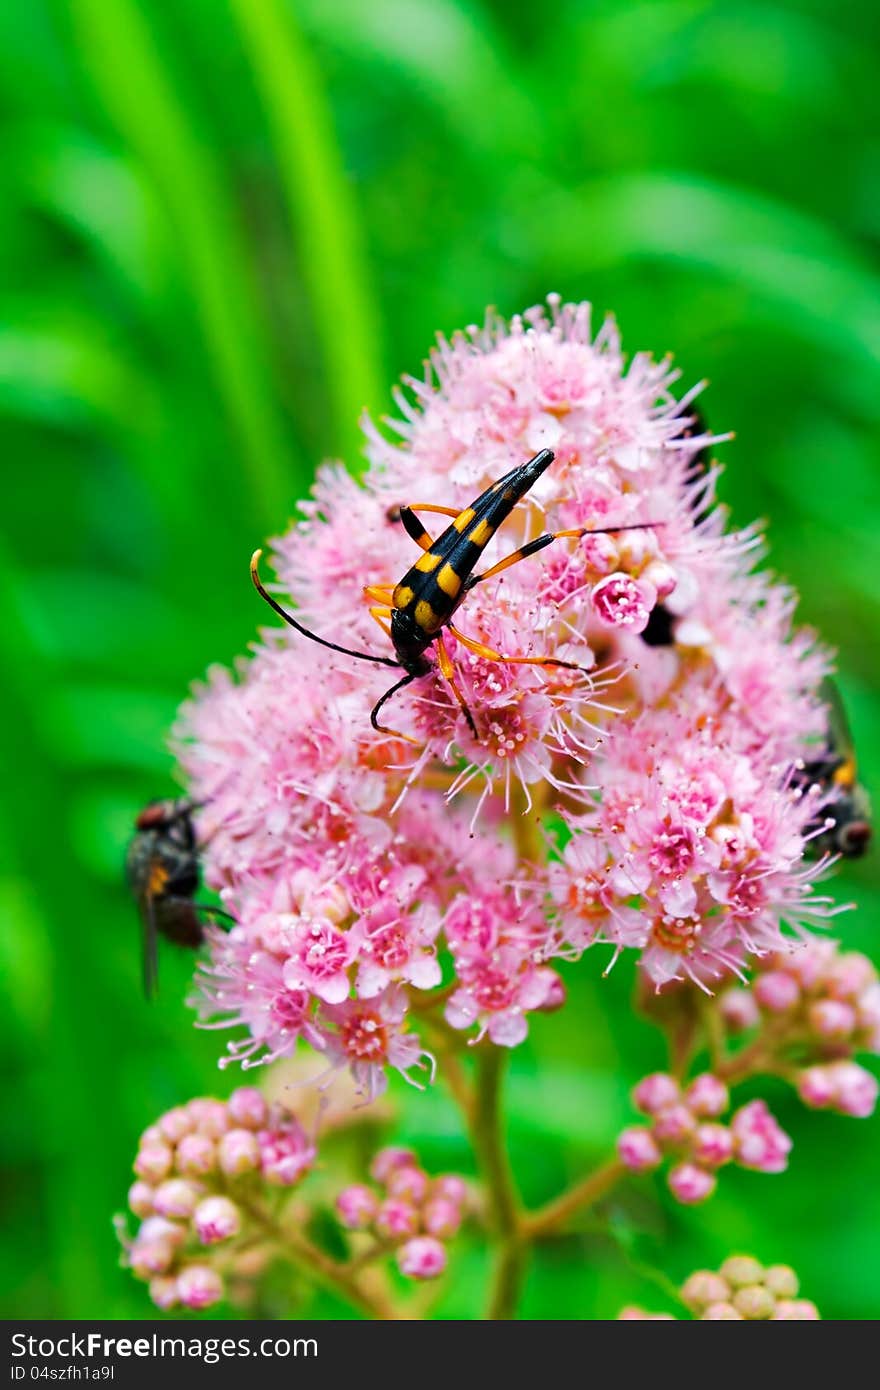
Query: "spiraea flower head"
173 296 840 1096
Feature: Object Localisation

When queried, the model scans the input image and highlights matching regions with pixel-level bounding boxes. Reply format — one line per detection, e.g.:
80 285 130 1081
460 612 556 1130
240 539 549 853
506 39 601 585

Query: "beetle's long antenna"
250 550 401 668
370 673 419 741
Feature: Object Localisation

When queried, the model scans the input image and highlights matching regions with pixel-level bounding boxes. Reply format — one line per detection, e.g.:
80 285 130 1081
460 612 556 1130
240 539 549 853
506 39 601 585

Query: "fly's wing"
822 678 856 772
140 889 160 999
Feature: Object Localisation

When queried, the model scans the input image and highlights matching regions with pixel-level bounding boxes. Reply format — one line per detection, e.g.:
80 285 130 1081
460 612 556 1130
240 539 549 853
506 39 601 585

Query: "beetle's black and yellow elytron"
797 679 872 859
251 448 656 738
126 799 231 997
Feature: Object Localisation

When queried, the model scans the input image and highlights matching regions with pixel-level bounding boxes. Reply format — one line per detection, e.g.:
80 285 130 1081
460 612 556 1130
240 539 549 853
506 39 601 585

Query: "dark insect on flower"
251 449 658 740
126 799 231 997
798 680 872 859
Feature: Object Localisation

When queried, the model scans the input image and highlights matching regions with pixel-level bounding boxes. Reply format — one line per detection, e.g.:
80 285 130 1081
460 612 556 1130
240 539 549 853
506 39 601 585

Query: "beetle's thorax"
390 608 434 676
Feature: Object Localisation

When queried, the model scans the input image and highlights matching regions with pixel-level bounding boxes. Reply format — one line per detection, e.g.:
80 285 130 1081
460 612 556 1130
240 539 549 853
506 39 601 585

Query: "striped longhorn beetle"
250 448 659 740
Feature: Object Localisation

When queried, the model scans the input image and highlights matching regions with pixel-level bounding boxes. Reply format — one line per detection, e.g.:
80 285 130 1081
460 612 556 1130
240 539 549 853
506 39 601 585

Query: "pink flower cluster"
617 1072 792 1203
720 940 880 1118
173 296 838 1091
121 1089 315 1310
620 1255 819 1320
335 1146 468 1280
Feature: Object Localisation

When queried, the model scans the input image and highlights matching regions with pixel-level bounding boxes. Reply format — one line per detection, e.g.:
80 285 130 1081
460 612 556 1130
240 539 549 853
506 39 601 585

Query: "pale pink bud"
423 1197 462 1239
386 1167 430 1204
685 1074 730 1118
826 953 876 1001
194 1196 241 1245
857 982 880 1032
591 572 656 634
189 1099 229 1139
797 1065 836 1109
134 1142 173 1183
537 975 567 1012
641 560 678 600
159 1107 193 1144
808 999 856 1040
764 1265 799 1298
754 970 800 1013
667 1162 716 1204
432 1175 467 1205
128 1181 155 1218
617 1126 662 1172
257 1119 315 1185
632 1073 680 1115
148 1276 179 1310
733 1285 775 1319
336 1184 379 1231
370 1146 417 1184
702 1302 744 1319
773 1299 820 1320
719 988 760 1033
176 1133 216 1177
830 1061 878 1118
580 532 619 574
397 1236 447 1280
375 1198 419 1240
176 1265 224 1310
692 1123 734 1168
217 1128 261 1177
680 1271 730 1310
719 1255 764 1287
227 1087 268 1130
153 1178 201 1220
731 1101 792 1173
137 1216 186 1249
129 1239 175 1279
652 1104 696 1145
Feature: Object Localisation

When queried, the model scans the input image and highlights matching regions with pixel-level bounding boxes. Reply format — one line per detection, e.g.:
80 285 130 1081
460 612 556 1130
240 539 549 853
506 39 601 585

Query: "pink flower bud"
134 1142 173 1183
667 1162 716 1204
764 1265 799 1298
652 1103 696 1145
194 1196 241 1245
719 988 760 1033
227 1087 268 1130
537 975 567 1012
772 1299 820 1320
617 1126 662 1172
423 1197 462 1239
128 1181 155 1218
826 953 876 1001
719 1255 764 1288
130 1239 175 1279
733 1285 775 1319
187 1099 229 1138
176 1265 224 1310
138 1216 186 1249
641 560 678 600
386 1167 430 1204
257 1118 315 1186
218 1128 261 1177
632 1073 680 1115
680 1271 731 1310
591 572 656 634
692 1123 734 1168
432 1175 467 1205
370 1146 417 1184
397 1236 447 1280
159 1107 194 1144
148 1276 179 1310
701 1302 744 1319
153 1179 202 1220
375 1198 419 1240
685 1074 730 1118
754 970 800 1013
797 1065 837 1109
829 1061 878 1118
808 999 856 1040
176 1133 217 1177
857 982 880 1032
336 1184 379 1231
731 1101 792 1173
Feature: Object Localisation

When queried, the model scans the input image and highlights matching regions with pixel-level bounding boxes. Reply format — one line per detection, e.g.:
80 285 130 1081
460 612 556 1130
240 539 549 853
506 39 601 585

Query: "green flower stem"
471 1046 527 1319
520 1159 625 1241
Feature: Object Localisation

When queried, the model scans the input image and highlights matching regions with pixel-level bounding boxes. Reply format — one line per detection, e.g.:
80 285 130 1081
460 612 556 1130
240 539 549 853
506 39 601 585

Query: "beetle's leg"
364 583 396 603
370 673 421 745
369 605 394 638
435 634 478 737
447 623 583 672
396 504 464 552
464 522 658 590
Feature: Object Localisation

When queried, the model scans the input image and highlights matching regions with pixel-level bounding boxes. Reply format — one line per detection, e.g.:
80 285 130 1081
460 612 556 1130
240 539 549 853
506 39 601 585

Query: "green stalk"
230 0 385 467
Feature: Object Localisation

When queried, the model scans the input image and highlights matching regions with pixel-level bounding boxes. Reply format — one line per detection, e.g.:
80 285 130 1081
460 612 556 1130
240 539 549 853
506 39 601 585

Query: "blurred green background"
2 0 878 1320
